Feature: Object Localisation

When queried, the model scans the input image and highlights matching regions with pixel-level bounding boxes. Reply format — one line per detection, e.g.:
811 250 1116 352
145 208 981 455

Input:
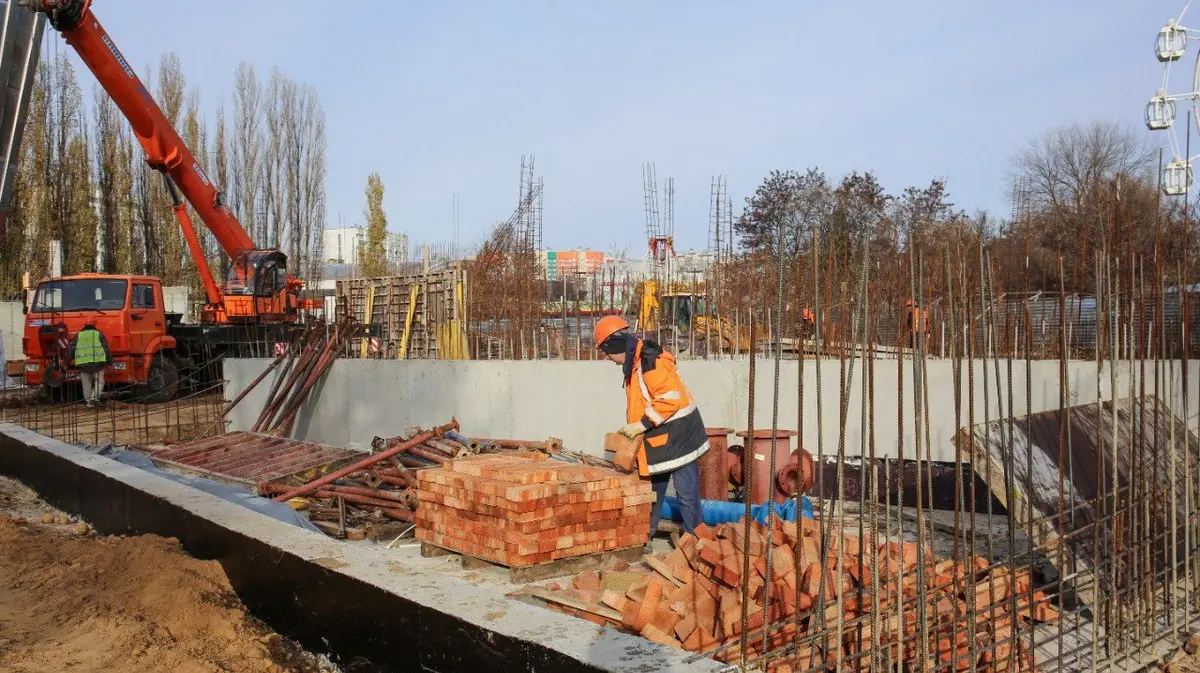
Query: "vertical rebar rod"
740 306 756 668
760 212 787 654
907 245 930 673
1057 256 1068 673
1092 249 1103 673
811 209 830 672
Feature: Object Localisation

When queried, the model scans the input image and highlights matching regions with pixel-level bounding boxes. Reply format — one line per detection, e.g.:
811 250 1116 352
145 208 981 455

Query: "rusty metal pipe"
317 491 407 510
322 484 411 501
260 482 414 512
271 418 459 502
264 320 354 434
470 437 553 450
417 441 454 458
376 468 417 487
253 332 312 426
395 455 434 468
256 328 325 429
379 507 415 522
275 325 354 436
407 447 448 464
254 332 323 432
217 346 290 424
425 438 461 457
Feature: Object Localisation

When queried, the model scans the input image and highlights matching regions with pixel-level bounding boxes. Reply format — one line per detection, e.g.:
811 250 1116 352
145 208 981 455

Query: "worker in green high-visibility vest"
69 320 112 408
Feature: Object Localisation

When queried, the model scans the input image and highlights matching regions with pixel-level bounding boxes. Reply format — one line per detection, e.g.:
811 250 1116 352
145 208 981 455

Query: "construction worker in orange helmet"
905 299 928 348
594 315 707 549
800 306 816 339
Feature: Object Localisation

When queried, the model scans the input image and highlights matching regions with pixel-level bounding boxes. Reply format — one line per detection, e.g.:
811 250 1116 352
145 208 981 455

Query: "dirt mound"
0 499 323 672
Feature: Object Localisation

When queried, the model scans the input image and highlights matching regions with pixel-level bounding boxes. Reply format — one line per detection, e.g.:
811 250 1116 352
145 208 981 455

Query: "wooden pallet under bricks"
531 517 1060 672
414 452 655 582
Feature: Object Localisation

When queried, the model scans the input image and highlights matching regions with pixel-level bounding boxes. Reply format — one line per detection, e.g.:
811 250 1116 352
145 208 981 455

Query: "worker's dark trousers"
648 460 702 538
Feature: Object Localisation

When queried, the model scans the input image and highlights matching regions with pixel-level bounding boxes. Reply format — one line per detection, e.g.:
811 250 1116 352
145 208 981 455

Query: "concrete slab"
0 423 723 673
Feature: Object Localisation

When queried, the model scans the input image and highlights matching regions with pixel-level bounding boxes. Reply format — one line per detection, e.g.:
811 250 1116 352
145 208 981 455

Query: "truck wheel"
143 354 179 403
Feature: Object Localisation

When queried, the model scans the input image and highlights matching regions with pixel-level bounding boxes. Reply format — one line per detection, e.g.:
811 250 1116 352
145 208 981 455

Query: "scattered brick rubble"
533 517 1059 672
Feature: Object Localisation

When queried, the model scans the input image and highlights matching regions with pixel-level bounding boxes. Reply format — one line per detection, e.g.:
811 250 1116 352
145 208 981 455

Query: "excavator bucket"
0 1 43 239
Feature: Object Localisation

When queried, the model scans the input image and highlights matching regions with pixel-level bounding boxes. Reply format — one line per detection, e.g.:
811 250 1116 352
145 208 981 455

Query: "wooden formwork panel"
335 269 468 359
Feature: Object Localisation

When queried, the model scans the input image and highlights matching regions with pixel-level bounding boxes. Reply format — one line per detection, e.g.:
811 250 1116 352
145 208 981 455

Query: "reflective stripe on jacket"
73 328 108 367
908 308 929 334
624 338 708 476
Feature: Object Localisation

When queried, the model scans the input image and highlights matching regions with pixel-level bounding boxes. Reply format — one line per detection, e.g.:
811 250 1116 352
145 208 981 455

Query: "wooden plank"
509 545 645 583
420 541 455 558
956 395 1200 612
526 587 623 622
419 540 645 582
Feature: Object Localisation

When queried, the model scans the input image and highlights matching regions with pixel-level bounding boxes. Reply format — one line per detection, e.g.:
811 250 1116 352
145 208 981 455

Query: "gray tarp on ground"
79 442 323 534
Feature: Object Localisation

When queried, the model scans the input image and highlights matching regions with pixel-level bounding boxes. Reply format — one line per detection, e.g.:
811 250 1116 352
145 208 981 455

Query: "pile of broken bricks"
531 517 1059 672
415 452 656 567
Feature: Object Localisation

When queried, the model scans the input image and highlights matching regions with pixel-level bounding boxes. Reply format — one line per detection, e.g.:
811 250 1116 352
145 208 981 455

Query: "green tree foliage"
360 172 388 278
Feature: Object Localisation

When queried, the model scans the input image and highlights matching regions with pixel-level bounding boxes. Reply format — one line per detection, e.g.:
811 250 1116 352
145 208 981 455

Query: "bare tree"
300 85 327 285
44 54 94 276
181 86 208 299
285 82 325 283
1008 120 1163 289
259 68 285 249
736 168 832 257
211 102 230 278
3 56 51 285
1011 120 1155 213
92 84 134 273
230 62 263 246
153 53 187 284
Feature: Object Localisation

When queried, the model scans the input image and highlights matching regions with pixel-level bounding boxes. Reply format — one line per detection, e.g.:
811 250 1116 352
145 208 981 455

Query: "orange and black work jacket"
623 338 709 477
908 308 929 334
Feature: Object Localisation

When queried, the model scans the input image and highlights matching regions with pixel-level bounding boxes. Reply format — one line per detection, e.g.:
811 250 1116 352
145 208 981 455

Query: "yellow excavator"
636 280 758 353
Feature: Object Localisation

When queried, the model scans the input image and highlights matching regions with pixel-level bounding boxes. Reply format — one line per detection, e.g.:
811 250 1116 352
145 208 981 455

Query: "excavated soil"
0 476 332 673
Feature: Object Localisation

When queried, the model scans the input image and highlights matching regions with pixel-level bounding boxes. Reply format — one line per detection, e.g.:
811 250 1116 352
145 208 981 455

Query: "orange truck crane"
18 0 310 401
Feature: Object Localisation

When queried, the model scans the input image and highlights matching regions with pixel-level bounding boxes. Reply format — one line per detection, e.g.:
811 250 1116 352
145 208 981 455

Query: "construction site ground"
0 475 334 673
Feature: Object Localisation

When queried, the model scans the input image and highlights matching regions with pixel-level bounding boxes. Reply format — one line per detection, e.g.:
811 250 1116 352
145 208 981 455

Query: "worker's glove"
618 422 646 439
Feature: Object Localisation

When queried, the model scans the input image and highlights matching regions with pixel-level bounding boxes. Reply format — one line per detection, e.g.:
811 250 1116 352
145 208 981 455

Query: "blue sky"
58 1 1184 256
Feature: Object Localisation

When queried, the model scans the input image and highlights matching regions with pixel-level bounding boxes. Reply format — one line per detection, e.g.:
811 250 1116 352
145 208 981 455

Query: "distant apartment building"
542 249 607 281
323 227 408 270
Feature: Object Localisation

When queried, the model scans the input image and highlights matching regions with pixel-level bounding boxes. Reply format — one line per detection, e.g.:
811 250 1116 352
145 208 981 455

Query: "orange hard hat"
905 299 915 308
593 315 629 346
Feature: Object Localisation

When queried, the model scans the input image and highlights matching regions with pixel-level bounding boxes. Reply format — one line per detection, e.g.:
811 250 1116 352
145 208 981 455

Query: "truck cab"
21 274 179 401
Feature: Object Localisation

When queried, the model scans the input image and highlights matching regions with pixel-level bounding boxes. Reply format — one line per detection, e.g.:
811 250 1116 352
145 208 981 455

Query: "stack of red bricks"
414 452 656 567
535 517 1059 673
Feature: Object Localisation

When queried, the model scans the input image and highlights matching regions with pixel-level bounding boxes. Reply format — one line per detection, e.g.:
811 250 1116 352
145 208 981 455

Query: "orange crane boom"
21 0 303 323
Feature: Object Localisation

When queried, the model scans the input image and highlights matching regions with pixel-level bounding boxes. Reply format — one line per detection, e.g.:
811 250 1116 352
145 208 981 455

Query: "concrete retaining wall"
224 358 1200 463
0 423 717 673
